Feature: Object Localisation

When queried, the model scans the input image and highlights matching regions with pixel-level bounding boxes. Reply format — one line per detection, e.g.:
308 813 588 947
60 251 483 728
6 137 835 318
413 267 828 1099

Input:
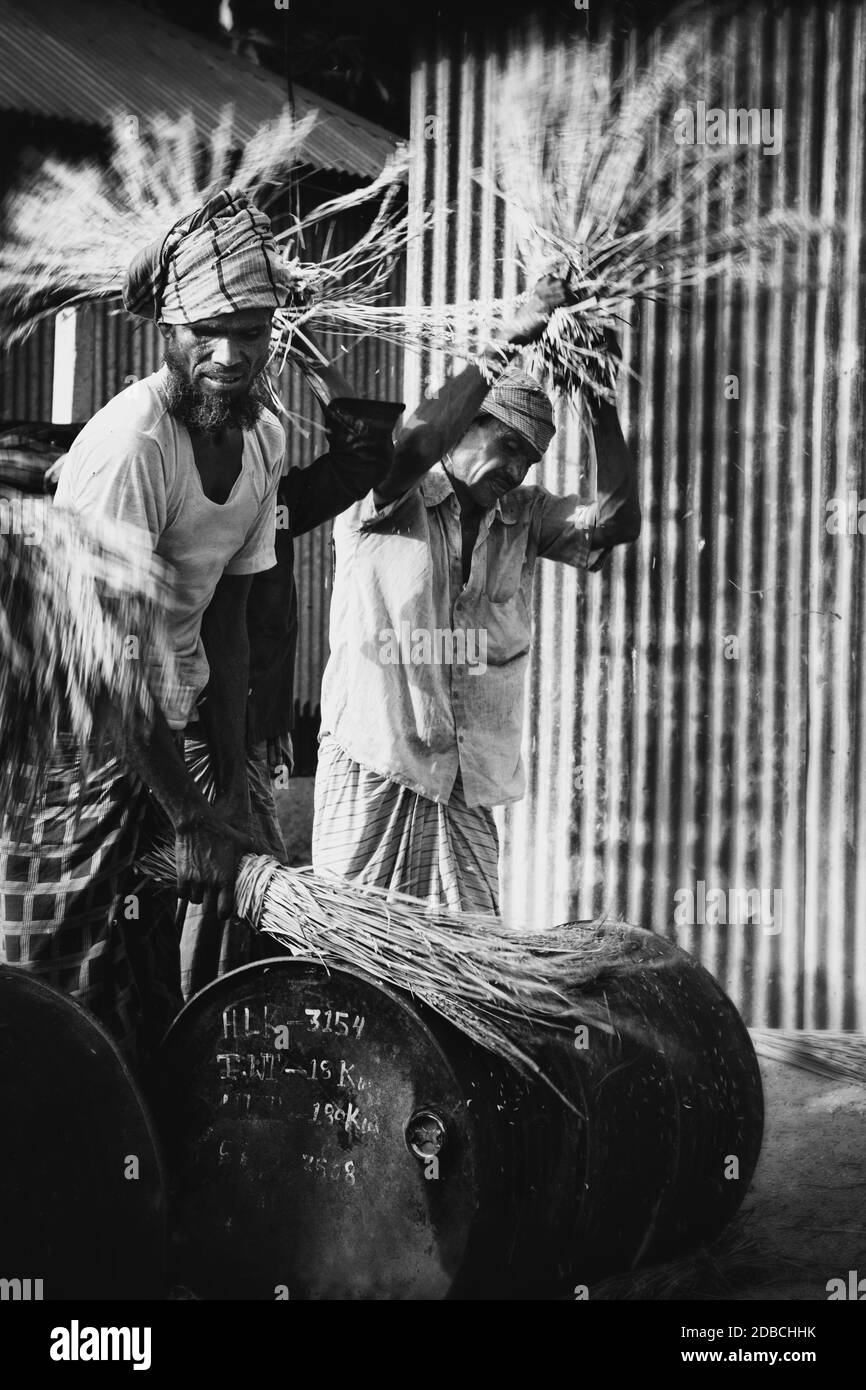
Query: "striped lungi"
0 737 147 1057
312 734 500 913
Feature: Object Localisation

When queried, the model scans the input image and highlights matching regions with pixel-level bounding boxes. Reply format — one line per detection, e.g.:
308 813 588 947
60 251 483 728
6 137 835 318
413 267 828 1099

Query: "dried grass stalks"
139 844 630 1099
0 106 412 368
750 1029 866 1086
484 23 831 401
0 501 177 812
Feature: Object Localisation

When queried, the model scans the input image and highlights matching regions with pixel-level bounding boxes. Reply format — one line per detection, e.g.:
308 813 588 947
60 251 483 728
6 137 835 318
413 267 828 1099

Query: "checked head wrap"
479 367 556 459
122 187 288 325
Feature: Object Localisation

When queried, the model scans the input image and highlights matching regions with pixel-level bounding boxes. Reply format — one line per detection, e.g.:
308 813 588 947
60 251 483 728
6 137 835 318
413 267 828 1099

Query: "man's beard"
163 344 271 432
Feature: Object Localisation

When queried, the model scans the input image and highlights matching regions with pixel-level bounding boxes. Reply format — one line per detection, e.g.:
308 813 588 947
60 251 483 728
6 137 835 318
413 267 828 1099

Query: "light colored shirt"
321 463 607 809
54 366 284 728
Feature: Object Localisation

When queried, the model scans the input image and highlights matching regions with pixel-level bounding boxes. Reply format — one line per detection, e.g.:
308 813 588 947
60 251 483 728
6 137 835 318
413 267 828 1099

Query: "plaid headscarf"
122 187 287 325
479 367 556 459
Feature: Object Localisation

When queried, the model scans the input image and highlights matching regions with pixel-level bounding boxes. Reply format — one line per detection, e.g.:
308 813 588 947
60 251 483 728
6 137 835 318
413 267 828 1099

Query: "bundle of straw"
139 841 632 1101
0 21 836 412
481 22 831 402
0 499 177 813
0 106 412 374
749 1030 866 1087
267 156 418 375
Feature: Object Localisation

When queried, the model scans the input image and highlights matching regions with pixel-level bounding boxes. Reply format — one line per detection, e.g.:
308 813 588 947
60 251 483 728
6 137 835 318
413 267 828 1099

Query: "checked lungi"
0 733 288 1062
312 734 501 914
0 737 149 1057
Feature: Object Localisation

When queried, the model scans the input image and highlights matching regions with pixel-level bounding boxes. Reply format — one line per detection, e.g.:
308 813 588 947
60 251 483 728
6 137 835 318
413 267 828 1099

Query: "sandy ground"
273 778 866 1302
727 1058 866 1301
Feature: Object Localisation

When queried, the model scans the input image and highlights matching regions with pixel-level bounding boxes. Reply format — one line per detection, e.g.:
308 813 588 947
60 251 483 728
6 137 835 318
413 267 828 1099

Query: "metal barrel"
0 966 166 1300
150 921 763 1300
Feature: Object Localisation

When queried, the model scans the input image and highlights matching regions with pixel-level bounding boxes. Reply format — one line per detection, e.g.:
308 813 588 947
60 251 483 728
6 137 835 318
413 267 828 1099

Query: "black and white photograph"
0 0 863 1353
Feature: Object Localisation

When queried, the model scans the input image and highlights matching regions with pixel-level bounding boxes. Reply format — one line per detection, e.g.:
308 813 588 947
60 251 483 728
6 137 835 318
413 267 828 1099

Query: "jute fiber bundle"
2 17 832 411
477 21 832 403
0 502 178 817
136 842 630 1107
0 106 412 397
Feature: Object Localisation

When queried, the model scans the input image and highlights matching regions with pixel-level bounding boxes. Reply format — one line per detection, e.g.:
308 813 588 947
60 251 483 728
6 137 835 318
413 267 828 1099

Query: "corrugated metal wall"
407 1 866 1027
0 319 54 418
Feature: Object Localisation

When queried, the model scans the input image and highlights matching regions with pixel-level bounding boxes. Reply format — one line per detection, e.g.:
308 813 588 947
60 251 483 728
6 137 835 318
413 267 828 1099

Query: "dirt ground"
274 779 866 1302
726 1056 866 1301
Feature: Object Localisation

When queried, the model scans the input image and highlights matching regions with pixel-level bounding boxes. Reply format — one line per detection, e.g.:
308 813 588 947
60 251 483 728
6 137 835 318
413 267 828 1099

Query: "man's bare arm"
375 275 574 505
589 398 641 547
117 571 260 920
285 345 399 536
294 333 492 507
295 279 572 510
198 572 254 819
374 364 494 504
102 699 251 920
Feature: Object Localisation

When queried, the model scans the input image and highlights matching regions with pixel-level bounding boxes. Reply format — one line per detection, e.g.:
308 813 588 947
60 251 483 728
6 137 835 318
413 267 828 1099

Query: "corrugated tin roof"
0 0 399 179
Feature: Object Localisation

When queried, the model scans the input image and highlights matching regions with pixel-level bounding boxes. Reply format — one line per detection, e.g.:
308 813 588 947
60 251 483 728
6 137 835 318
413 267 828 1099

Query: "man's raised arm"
375 275 573 505
589 396 641 548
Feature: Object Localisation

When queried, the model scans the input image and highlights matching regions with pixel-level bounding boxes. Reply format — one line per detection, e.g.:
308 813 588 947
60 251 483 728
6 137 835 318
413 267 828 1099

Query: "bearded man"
0 187 391 1060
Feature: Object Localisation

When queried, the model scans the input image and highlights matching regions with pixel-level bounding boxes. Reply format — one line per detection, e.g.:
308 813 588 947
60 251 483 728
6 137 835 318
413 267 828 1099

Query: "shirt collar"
420 463 520 524
419 463 454 508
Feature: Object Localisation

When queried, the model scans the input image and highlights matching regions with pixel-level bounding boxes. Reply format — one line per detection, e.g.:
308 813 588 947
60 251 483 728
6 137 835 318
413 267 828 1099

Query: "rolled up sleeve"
354 486 419 531
531 488 610 571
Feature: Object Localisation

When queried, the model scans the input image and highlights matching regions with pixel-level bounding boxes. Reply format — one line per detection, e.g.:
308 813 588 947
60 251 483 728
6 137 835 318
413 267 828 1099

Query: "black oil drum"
0 967 166 1299
150 922 763 1300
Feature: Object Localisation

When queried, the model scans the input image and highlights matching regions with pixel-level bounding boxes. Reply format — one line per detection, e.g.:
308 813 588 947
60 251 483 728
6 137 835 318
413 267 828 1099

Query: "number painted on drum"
301 1153 357 1186
308 1057 380 1103
217 1138 248 1168
305 1009 365 1038
311 1101 381 1135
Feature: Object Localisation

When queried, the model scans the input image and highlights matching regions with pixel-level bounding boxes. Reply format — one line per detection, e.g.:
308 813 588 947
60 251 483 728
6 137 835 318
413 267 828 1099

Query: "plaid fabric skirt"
1 735 289 1052
312 734 500 913
0 738 147 1057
